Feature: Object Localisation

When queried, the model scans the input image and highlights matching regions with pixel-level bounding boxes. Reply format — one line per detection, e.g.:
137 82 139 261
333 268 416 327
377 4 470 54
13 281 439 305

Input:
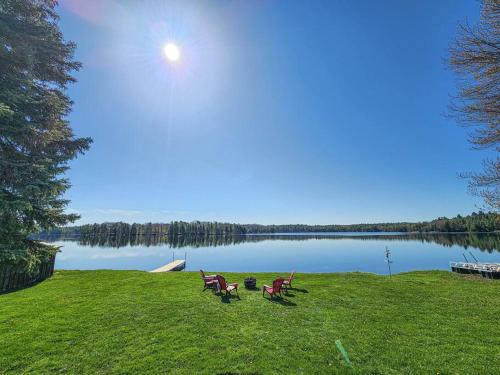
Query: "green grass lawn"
1 270 499 374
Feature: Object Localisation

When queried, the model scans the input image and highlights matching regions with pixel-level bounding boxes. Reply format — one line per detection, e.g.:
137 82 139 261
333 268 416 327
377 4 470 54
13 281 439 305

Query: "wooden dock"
450 262 500 279
150 260 186 273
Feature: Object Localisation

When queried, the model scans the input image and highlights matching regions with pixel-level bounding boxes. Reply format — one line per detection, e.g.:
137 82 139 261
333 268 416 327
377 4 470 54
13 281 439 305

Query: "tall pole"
469 251 479 263
385 246 392 278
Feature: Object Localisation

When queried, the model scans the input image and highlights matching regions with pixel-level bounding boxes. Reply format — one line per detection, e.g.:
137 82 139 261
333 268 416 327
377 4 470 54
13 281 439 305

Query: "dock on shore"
150 260 186 272
450 261 499 279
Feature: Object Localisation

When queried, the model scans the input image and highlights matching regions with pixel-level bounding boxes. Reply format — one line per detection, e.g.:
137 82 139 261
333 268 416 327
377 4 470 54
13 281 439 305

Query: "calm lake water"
48 233 500 274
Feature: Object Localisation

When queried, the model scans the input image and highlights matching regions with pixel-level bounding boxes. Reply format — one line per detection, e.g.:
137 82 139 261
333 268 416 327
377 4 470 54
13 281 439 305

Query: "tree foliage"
449 0 500 209
41 212 500 242
0 0 91 260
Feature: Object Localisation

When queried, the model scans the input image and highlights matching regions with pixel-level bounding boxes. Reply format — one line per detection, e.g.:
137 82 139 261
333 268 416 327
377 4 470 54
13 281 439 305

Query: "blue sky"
58 0 488 225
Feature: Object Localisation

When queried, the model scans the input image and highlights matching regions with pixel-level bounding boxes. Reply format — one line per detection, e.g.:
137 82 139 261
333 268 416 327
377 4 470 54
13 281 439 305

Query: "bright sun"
163 43 180 62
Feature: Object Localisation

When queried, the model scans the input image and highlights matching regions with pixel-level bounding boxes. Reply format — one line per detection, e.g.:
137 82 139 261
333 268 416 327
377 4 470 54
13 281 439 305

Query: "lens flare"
163 43 180 62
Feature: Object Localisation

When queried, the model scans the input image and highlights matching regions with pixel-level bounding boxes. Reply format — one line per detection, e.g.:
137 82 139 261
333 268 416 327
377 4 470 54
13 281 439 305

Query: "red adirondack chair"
282 270 296 290
200 270 217 291
216 275 239 298
262 278 285 299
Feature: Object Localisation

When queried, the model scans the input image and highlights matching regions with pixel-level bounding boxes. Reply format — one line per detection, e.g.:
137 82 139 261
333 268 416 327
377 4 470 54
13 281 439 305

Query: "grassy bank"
1 271 498 374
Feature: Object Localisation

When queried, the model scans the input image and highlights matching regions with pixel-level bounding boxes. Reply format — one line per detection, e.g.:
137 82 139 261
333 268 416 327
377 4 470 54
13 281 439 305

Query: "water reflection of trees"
37 232 500 253
329 233 500 253
42 234 262 249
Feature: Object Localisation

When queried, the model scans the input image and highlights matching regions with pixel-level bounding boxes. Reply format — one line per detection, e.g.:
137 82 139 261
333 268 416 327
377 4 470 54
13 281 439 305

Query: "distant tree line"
50 221 248 238
245 212 500 233
39 212 499 240
246 212 499 233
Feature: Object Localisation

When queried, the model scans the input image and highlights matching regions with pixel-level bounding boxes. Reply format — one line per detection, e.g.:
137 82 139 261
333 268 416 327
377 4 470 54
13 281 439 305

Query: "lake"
47 233 500 274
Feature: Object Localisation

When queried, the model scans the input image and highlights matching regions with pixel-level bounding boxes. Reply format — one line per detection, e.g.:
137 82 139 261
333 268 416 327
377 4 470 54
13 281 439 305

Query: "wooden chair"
282 270 296 291
262 278 285 299
216 275 239 298
200 270 217 291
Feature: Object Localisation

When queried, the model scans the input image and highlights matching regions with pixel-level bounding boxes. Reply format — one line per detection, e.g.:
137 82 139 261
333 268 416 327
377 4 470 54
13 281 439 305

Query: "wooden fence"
0 254 56 293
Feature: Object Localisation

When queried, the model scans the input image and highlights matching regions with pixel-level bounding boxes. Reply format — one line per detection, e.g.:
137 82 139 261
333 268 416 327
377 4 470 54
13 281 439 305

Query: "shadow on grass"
218 293 241 304
286 287 308 293
281 287 308 298
0 280 46 295
264 295 297 307
244 286 261 292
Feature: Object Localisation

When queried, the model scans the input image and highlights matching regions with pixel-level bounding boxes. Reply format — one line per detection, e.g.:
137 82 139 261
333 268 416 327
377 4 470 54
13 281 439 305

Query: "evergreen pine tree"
0 0 91 265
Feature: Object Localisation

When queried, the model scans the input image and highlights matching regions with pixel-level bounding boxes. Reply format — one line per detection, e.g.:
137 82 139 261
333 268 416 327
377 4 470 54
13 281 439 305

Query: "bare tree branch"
449 0 500 209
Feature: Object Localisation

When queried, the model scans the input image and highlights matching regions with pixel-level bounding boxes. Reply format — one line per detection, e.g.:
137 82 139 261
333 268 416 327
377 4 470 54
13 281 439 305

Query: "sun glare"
163 42 180 62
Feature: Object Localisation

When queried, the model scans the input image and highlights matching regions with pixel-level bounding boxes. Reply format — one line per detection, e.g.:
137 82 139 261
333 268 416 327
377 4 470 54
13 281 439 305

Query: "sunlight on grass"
1 271 498 374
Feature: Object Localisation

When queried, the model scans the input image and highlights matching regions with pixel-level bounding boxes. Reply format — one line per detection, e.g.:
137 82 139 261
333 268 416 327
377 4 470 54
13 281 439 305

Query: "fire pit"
244 277 257 289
